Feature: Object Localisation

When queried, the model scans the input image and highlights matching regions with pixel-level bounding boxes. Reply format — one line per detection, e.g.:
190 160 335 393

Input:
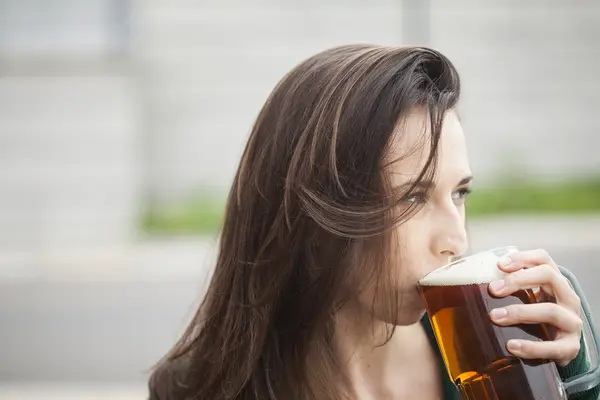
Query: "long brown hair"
150 44 461 400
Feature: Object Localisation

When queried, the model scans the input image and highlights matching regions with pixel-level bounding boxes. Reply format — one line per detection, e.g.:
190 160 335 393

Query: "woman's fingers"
505 336 581 367
490 302 583 333
497 248 558 272
487 248 584 367
489 264 581 314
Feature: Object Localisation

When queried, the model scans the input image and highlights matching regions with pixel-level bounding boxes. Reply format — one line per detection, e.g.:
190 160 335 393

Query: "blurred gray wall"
0 0 139 249
136 0 407 204
0 0 599 248
138 0 600 205
432 0 600 182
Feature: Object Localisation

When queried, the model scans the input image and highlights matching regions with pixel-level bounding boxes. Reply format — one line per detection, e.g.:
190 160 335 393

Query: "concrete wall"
138 0 600 205
0 0 139 249
0 73 140 249
431 0 600 181
135 0 407 203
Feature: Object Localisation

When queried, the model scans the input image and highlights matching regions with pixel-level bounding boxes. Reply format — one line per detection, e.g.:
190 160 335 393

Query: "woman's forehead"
387 109 436 178
388 110 469 183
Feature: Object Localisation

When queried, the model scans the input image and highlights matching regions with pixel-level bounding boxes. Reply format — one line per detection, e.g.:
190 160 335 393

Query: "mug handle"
558 266 600 395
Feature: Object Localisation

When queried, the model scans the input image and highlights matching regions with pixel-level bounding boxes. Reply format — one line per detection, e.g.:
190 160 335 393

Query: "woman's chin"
390 305 428 326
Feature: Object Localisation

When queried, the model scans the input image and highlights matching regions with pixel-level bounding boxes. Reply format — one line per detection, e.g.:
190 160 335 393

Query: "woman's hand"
488 249 583 367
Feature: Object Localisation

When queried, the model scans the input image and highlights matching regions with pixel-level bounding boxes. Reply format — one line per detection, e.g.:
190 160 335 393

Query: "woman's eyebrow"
400 175 473 189
457 176 474 186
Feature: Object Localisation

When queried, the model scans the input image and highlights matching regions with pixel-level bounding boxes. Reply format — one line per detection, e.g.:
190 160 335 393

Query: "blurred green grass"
141 178 600 235
466 177 600 217
141 194 226 235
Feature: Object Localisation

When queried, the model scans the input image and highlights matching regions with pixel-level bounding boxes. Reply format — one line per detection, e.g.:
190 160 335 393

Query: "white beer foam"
419 248 516 286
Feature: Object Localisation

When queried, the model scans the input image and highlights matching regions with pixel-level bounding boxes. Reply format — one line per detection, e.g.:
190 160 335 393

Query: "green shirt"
421 316 600 400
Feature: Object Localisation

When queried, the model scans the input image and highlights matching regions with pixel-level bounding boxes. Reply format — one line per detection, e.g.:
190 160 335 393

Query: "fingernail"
507 340 522 352
490 279 505 292
498 256 512 267
490 308 507 320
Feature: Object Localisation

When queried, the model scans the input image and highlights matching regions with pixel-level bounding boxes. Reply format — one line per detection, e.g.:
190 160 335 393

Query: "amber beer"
418 249 567 400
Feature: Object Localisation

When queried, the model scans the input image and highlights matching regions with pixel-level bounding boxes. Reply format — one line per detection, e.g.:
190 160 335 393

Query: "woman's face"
357 109 472 325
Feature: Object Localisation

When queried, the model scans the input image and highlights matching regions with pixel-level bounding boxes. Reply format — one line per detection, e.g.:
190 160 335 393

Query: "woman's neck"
332 305 440 399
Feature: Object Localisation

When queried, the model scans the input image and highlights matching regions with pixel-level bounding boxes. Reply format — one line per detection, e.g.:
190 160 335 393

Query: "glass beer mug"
418 246 600 400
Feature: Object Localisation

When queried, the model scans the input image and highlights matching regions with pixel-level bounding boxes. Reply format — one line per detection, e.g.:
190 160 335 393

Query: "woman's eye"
403 192 429 204
452 188 472 202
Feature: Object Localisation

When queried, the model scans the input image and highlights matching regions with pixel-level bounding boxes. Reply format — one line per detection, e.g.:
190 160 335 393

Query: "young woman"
149 45 598 399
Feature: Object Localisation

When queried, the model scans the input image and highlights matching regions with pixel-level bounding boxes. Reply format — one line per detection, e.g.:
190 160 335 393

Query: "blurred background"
1 0 599 398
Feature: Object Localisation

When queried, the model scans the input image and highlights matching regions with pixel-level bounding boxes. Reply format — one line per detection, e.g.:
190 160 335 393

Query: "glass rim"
418 245 518 284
